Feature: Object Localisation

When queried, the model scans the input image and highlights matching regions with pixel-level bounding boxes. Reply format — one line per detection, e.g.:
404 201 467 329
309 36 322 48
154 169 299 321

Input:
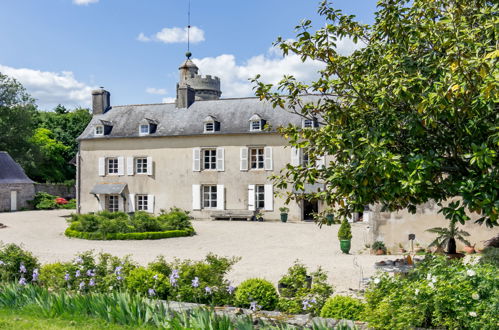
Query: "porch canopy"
90 183 127 195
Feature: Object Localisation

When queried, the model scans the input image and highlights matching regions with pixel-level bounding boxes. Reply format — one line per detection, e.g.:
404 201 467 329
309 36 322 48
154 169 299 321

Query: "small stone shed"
0 151 35 212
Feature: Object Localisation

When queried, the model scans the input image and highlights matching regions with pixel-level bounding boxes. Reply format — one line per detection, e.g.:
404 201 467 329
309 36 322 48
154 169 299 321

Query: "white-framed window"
135 157 148 174
95 125 104 136
139 124 149 135
302 151 310 166
204 122 214 133
106 195 119 212
136 195 148 211
107 158 118 174
255 185 265 209
250 147 265 169
202 185 218 209
302 119 317 128
250 120 262 131
203 149 217 170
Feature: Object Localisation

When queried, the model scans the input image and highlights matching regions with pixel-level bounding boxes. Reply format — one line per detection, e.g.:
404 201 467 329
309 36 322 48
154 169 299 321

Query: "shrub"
320 296 365 320
126 267 170 299
337 220 352 240
0 244 40 282
235 278 279 311
31 192 57 210
38 262 72 289
157 207 192 231
363 256 499 329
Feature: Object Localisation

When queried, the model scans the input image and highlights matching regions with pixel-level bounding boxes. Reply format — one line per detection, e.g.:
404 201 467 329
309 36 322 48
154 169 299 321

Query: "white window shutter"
147 157 153 176
98 157 105 176
290 148 300 166
193 148 201 172
127 157 134 176
98 195 105 211
216 184 225 210
264 147 273 171
316 155 326 169
192 184 201 210
264 184 274 211
118 196 124 212
240 147 249 171
147 194 155 213
216 148 225 172
117 156 125 176
128 194 135 213
248 185 255 211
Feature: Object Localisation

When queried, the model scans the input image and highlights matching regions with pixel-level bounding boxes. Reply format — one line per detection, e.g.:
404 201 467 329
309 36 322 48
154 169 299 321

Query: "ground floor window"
202 185 217 209
255 185 265 209
106 195 119 212
136 195 148 211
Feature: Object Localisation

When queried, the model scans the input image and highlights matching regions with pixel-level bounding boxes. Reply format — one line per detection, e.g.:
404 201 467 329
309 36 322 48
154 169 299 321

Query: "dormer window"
249 114 266 132
138 118 158 136
302 118 319 128
95 125 104 136
203 115 220 133
139 124 149 135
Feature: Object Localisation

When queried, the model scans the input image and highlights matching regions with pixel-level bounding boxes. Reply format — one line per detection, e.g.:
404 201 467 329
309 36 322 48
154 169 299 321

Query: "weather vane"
186 0 192 59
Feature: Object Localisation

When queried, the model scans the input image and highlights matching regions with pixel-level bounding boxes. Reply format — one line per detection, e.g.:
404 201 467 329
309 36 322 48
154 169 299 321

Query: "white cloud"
162 97 176 103
0 64 95 109
146 87 167 95
73 0 99 5
137 26 205 44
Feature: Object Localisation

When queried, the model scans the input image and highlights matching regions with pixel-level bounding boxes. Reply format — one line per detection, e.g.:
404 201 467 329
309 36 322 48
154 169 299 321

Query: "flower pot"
464 245 476 254
376 248 385 255
280 213 288 223
340 240 351 254
326 214 334 226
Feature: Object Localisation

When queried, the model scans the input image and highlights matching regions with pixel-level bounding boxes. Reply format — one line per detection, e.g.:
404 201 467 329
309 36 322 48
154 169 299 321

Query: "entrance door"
303 199 318 221
10 191 17 211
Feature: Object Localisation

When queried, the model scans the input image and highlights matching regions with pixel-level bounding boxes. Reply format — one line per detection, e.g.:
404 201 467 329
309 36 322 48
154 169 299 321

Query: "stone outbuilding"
0 151 35 212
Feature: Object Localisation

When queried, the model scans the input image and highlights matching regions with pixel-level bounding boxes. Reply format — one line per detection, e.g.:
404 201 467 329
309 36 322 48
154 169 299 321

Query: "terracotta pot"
464 245 476 254
399 249 407 254
376 249 385 255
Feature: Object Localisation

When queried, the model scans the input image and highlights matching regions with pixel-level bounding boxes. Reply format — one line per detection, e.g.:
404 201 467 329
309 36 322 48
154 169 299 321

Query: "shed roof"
0 152 34 184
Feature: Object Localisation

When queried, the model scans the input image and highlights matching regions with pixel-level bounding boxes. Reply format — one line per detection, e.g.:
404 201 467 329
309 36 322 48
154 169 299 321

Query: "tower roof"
179 58 198 70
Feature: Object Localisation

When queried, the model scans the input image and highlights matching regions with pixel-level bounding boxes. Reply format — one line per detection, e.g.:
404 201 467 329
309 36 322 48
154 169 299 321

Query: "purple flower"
148 288 156 296
0 260 5 266
19 277 27 286
204 286 212 294
227 285 235 295
19 263 26 273
64 273 70 281
86 269 95 277
117 276 123 281
32 268 39 282
171 269 179 279
79 281 85 290
75 270 81 278
89 278 96 287
169 270 179 287
74 256 83 264
153 274 158 280
302 299 312 310
310 298 317 304
192 277 199 288
249 301 260 311
114 266 123 275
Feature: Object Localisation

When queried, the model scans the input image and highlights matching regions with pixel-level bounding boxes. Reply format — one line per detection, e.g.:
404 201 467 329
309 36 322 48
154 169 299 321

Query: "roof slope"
0 152 34 184
78 96 320 140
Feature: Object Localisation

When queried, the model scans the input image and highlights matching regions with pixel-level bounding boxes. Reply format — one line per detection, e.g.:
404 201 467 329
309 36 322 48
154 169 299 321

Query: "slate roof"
78 96 320 140
0 152 34 184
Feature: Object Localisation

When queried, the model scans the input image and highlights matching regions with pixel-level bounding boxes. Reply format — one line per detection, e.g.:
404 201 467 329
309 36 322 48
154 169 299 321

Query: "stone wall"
0 183 36 212
35 183 75 199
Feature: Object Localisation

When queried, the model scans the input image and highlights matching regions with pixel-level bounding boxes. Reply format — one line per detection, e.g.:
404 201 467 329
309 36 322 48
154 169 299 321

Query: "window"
107 158 118 174
255 185 265 209
136 195 148 211
202 185 217 209
106 195 119 212
204 122 214 133
95 125 104 135
203 149 217 170
250 148 265 169
250 120 262 131
302 151 311 166
139 124 149 135
303 119 314 128
135 157 148 174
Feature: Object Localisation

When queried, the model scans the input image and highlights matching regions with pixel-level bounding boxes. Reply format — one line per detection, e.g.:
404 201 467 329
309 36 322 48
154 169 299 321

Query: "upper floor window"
250 147 265 169
203 115 220 133
107 158 119 174
139 124 149 135
203 149 217 170
135 157 148 174
249 114 266 132
302 118 318 129
95 125 104 136
204 122 214 133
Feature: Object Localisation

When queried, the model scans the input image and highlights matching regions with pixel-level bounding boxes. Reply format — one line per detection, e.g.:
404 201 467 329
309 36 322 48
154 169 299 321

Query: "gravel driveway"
0 210 386 294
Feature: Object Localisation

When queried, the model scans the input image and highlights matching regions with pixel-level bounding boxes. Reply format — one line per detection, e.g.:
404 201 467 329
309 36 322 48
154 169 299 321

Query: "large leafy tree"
254 0 498 227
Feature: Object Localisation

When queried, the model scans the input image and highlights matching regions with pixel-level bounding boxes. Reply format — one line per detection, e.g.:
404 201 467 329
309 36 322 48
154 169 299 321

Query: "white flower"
426 273 432 281
428 282 435 289
467 269 476 277
415 289 420 295
431 276 437 283
469 311 477 317
472 293 480 300
373 278 380 284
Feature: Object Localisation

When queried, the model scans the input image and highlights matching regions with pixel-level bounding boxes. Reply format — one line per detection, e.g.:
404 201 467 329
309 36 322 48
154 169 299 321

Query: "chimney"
176 83 195 108
91 88 110 115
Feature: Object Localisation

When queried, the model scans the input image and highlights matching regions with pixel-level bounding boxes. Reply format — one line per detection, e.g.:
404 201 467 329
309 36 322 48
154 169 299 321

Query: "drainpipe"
76 144 81 214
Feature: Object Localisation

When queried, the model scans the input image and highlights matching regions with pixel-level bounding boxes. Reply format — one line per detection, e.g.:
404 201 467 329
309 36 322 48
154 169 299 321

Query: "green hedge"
65 227 194 240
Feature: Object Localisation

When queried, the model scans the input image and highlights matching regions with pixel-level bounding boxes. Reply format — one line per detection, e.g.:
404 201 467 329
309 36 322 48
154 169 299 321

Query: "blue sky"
0 0 377 110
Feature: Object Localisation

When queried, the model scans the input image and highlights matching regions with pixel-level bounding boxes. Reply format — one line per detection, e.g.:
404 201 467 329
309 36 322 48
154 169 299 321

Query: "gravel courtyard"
0 210 388 294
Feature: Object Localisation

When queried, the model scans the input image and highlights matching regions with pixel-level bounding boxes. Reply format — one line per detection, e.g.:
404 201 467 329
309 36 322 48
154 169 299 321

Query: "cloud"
146 87 167 95
137 26 205 44
0 64 95 109
162 97 176 103
192 37 364 98
73 0 99 5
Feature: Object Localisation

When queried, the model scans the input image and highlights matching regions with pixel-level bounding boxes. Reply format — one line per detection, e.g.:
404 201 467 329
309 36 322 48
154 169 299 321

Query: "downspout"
76 143 81 214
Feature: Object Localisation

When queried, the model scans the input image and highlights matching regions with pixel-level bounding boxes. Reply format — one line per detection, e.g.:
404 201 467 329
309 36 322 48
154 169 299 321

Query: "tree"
254 0 498 227
29 128 70 183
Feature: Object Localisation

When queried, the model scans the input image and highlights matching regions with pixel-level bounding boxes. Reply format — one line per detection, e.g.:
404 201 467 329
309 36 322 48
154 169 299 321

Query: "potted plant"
338 220 352 254
279 207 289 223
372 241 387 255
326 214 334 226
464 243 476 254
427 218 470 256
255 210 264 222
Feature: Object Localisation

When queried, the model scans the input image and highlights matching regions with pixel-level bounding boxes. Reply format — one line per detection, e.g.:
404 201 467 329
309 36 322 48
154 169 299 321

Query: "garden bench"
210 210 254 221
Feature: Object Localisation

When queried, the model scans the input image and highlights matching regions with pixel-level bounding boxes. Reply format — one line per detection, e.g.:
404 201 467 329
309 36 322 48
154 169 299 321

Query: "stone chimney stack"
176 83 195 109
91 88 110 115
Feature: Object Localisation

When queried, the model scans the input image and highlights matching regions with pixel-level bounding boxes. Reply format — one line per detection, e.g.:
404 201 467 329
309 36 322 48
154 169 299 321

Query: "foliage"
30 192 75 210
235 278 279 311
363 256 499 329
29 128 70 183
371 241 386 252
66 209 195 240
480 247 499 268
126 267 170 299
279 206 290 213
277 261 334 316
253 0 499 228
337 220 352 240
320 296 365 321
427 214 471 254
0 243 40 282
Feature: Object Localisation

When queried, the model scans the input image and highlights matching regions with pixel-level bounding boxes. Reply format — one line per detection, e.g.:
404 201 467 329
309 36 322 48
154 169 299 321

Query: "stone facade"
0 183 35 212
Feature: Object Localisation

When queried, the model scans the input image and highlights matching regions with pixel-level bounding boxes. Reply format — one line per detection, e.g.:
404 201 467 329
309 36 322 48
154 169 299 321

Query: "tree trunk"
447 238 457 254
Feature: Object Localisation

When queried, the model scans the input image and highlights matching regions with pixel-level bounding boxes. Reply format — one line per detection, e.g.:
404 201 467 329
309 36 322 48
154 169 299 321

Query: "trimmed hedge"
65 227 194 240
